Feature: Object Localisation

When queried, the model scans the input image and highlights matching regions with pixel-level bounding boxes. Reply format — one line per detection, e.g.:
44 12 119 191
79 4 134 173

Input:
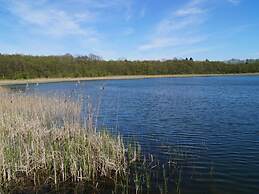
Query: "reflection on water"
10 76 259 194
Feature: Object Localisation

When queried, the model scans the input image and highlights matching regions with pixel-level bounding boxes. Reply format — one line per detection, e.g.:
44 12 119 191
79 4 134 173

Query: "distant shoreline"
1 73 259 85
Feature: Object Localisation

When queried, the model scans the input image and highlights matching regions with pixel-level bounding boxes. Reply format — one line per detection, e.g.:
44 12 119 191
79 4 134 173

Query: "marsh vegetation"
0 87 176 194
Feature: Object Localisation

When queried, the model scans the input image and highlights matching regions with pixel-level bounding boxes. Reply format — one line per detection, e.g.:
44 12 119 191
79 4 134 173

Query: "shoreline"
0 73 259 85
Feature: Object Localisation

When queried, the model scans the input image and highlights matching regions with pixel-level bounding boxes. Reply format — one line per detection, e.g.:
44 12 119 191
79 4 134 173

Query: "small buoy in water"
100 86 104 90
36 83 39 86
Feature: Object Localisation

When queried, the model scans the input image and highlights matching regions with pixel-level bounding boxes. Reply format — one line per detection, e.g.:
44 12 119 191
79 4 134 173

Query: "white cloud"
156 16 204 35
67 0 133 21
138 0 207 51
175 0 207 16
1 0 139 58
7 0 97 37
175 7 205 16
138 36 205 50
68 0 130 9
227 0 241 5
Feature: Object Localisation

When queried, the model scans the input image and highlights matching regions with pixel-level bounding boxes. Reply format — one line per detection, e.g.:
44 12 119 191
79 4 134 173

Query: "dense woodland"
0 54 259 79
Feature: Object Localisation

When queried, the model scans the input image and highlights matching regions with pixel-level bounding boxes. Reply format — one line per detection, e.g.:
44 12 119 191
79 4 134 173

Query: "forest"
0 54 259 79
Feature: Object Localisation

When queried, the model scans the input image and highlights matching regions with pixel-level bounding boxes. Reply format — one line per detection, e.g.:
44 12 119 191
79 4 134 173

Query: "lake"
11 75 259 194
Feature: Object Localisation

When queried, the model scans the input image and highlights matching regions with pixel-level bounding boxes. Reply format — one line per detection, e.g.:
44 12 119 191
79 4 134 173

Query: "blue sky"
0 0 258 60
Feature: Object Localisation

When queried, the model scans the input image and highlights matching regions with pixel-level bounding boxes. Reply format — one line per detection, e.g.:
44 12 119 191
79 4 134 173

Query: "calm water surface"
13 76 259 194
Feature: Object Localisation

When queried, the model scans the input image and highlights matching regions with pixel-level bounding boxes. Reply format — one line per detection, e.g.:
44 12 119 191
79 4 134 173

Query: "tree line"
0 54 259 79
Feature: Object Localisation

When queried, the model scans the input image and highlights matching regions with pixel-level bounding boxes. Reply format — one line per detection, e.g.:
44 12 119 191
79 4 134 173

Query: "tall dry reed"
0 90 129 188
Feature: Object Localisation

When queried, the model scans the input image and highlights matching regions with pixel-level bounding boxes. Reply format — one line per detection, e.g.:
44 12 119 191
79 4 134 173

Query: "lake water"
12 76 259 194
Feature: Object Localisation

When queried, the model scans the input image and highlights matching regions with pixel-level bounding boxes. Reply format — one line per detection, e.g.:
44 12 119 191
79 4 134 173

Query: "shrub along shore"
1 54 259 81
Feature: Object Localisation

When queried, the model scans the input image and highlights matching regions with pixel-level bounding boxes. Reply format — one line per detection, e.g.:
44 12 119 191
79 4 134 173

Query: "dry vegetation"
0 87 132 190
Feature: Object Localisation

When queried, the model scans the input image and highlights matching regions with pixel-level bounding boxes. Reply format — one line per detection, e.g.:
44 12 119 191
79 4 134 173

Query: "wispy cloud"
227 0 241 5
67 0 133 21
175 6 205 16
0 0 140 58
68 0 130 9
7 0 96 37
0 0 253 60
175 0 207 16
138 0 207 51
139 36 205 50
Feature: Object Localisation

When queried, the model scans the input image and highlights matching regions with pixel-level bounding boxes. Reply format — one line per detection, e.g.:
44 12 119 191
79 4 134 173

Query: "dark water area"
10 76 259 194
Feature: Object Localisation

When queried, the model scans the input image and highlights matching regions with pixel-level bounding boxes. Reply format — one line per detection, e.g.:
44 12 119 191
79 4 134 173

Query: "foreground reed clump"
0 87 177 194
0 88 131 191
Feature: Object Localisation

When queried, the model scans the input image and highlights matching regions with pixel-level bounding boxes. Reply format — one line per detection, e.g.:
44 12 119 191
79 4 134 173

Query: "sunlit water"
11 76 259 194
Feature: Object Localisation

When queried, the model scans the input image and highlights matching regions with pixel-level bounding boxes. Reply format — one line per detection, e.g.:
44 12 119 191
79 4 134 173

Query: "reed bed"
0 87 177 194
0 88 131 190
